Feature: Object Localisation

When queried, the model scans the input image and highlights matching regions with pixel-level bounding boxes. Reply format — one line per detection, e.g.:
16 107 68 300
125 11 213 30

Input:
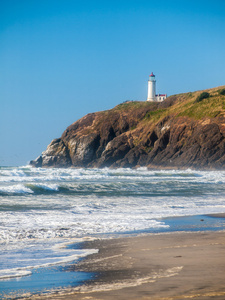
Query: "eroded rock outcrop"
30 86 225 169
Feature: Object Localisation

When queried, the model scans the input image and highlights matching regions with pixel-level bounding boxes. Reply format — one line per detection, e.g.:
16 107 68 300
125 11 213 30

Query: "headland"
30 85 225 170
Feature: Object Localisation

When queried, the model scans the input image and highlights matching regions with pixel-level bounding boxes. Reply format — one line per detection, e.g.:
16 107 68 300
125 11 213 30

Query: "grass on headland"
95 86 225 133
177 93 225 119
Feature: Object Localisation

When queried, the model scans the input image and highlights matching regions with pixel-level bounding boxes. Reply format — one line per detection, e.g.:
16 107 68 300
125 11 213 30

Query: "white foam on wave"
1 188 225 245
0 207 169 246
31 183 60 191
0 247 98 280
2 166 225 185
0 268 32 280
0 184 33 194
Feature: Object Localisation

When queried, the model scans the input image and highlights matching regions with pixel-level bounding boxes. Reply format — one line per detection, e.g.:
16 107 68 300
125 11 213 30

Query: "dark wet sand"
33 229 225 300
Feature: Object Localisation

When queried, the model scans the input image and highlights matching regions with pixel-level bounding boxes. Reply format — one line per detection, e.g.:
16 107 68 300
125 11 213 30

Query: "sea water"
0 166 225 298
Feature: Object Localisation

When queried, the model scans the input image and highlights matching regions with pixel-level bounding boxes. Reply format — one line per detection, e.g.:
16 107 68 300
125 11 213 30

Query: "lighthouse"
147 72 156 101
147 72 167 102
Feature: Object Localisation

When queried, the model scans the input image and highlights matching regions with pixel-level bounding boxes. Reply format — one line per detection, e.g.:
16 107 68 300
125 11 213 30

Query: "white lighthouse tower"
147 72 167 102
147 72 156 101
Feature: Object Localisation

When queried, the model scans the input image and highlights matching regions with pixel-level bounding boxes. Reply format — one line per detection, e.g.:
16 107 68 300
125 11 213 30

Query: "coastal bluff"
30 86 225 169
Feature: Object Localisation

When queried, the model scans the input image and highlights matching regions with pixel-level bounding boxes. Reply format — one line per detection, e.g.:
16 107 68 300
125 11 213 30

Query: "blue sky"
1 0 225 166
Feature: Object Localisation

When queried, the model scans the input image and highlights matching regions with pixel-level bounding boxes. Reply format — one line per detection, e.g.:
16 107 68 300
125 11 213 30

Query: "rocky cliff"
30 86 225 169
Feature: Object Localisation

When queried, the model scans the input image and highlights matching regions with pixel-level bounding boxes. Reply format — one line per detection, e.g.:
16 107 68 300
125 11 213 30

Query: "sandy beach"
31 228 225 300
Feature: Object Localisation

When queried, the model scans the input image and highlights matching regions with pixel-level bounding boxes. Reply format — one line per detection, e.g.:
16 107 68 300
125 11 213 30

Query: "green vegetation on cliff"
114 85 225 124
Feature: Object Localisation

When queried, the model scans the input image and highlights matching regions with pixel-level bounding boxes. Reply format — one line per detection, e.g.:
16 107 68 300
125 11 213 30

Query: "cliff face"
30 86 225 169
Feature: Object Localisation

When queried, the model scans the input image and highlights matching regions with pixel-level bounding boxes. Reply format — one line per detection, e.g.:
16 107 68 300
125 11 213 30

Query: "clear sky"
1 0 225 166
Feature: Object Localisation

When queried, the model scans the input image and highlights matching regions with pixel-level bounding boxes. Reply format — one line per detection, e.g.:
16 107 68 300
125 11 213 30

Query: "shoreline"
28 214 225 300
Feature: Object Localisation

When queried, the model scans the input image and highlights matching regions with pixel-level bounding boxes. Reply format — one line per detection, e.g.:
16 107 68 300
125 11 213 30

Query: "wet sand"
32 229 225 300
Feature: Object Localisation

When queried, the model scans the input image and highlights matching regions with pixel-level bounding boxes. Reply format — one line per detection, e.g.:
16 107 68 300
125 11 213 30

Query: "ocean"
0 166 225 299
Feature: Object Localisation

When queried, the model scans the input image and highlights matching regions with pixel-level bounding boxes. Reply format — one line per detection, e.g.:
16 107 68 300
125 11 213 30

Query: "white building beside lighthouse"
147 72 167 102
